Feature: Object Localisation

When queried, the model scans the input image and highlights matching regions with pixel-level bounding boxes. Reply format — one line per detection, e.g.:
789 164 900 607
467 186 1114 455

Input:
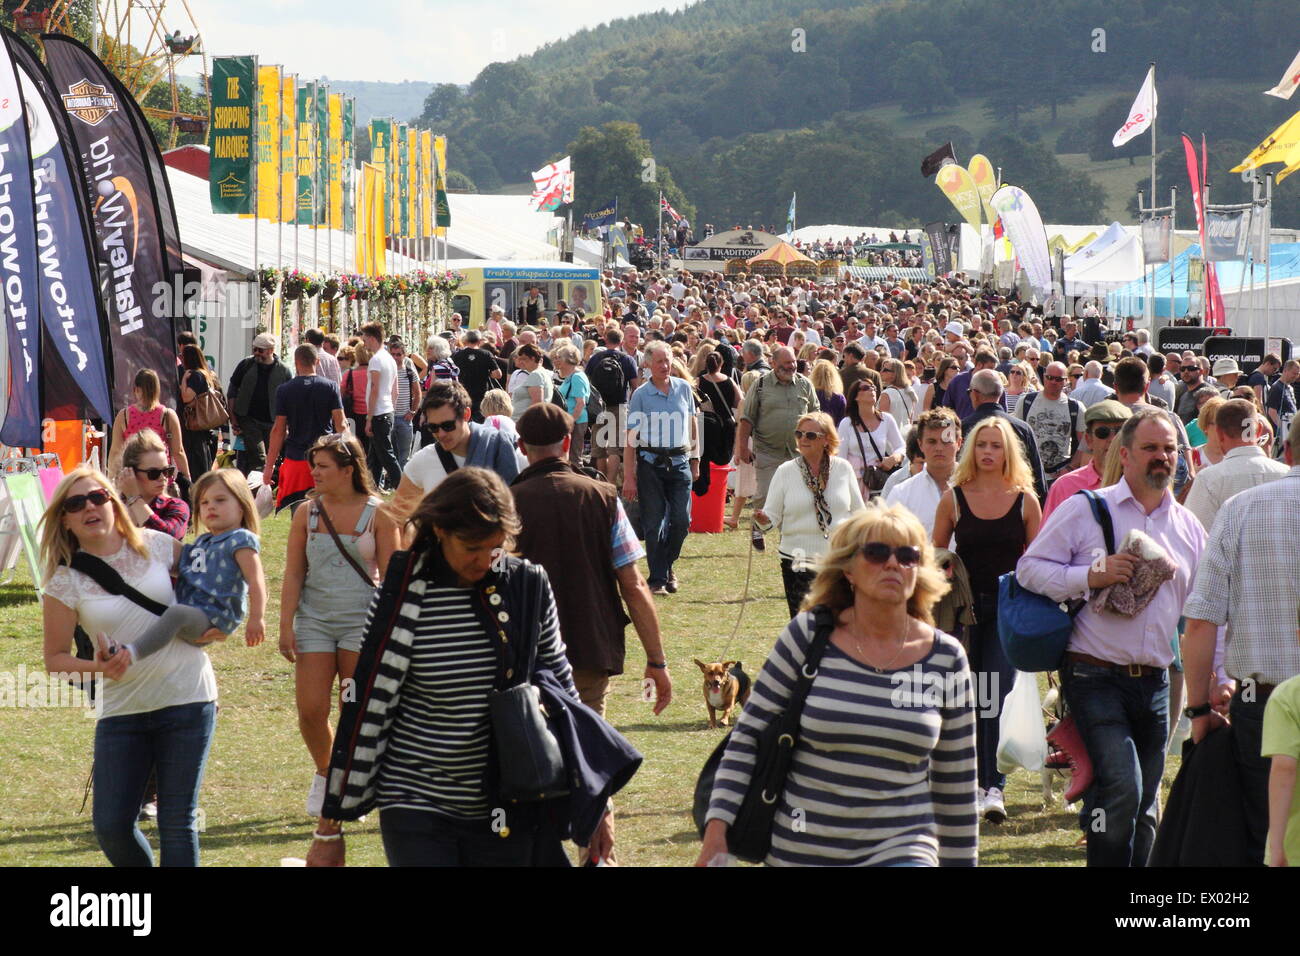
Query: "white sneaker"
983 786 1007 824
976 787 987 816
306 772 326 818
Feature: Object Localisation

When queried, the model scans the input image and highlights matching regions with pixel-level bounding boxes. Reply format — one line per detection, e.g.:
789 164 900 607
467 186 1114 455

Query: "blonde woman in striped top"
698 502 978 866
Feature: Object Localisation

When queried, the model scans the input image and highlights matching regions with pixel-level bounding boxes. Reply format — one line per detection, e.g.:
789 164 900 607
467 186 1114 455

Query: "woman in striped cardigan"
698 502 978 866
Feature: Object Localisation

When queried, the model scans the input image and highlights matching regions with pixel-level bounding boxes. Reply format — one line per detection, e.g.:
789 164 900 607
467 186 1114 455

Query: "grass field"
0 502 1180 867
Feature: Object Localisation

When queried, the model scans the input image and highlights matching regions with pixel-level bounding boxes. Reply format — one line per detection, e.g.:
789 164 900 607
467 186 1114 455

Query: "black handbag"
692 605 835 863
488 614 570 803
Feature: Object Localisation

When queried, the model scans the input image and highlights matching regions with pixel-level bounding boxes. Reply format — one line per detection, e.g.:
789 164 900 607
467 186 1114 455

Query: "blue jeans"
392 415 414 469
969 596 1014 791
367 413 402 490
1061 661 1168 867
93 700 217 867
637 456 692 588
379 808 535 866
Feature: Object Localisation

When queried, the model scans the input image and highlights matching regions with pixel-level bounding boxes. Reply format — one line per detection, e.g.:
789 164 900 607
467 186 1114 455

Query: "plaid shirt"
610 499 644 569
142 495 190 541
1184 469 1300 686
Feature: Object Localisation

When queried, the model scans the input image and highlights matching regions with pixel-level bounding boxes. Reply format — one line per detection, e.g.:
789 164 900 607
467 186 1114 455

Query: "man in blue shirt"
622 341 700 595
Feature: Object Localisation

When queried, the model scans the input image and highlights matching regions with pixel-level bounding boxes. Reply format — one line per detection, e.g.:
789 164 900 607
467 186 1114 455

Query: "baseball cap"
517 402 573 447
1084 399 1133 427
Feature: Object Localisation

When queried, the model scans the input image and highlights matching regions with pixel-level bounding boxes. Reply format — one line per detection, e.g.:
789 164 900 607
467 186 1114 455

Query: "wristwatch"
647 660 668 669
1183 702 1213 719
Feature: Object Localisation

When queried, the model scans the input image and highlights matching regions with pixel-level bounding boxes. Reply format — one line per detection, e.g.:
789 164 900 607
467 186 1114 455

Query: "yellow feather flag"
279 74 296 221
935 163 984 230
434 134 447 237
256 66 281 220
1232 109 1300 175
420 130 433 236
356 162 388 275
328 93 343 229
967 153 998 226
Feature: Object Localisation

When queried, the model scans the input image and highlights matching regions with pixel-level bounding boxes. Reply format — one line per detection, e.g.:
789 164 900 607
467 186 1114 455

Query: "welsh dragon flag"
530 156 573 211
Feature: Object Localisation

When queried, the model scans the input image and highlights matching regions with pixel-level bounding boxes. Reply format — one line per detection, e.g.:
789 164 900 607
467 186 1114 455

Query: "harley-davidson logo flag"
42 32 181 414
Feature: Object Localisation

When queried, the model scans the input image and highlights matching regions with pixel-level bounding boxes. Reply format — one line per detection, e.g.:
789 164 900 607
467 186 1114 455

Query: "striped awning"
843 266 930 282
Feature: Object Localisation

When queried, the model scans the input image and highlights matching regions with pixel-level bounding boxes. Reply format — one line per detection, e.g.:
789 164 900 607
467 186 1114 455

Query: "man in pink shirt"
1016 409 1207 866
1041 400 1132 521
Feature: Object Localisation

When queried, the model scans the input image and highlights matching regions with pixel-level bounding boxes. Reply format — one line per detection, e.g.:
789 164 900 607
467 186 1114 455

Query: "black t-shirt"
275 375 342 460
247 362 273 422
452 347 499 406
185 369 210 396
1246 370 1269 393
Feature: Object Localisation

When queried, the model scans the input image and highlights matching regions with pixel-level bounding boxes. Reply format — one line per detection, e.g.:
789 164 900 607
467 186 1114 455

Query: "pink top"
1041 459 1103 521
123 405 170 462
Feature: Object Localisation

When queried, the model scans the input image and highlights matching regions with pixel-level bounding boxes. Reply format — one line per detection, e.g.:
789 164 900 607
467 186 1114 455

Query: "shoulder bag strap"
775 606 836 741
69 551 169 617
435 443 459 476
314 500 377 587
862 418 886 463
1078 489 1116 555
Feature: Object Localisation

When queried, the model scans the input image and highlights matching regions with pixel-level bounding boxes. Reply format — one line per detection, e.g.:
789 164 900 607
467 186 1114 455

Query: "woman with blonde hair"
754 412 865 616
931 415 1041 824
879 357 915 430
699 502 977 866
810 359 846 426
41 466 216 866
1187 395 1224 467
115 429 190 540
107 368 191 484
1004 360 1038 415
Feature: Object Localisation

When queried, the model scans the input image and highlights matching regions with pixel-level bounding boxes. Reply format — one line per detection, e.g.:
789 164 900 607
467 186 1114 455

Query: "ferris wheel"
13 0 210 148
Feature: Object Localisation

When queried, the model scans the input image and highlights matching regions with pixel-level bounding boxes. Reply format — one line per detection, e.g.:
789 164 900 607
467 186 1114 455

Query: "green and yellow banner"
279 73 296 221
357 161 387 275
295 81 317 225
434 134 449 233
208 55 256 214
328 92 343 229
315 82 329 225
370 118 393 237
406 126 418 238
395 123 409 237
255 64 280 220
420 129 433 236
343 98 355 232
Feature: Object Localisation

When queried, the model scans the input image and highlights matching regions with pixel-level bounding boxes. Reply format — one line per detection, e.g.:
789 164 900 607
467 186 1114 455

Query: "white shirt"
857 333 886 353
761 456 865 560
1182 444 1290 532
367 345 398 416
404 443 467 494
885 466 949 538
836 415 905 476
42 531 218 719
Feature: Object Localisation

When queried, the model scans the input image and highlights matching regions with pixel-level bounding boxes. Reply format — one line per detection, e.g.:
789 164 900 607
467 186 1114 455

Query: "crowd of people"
35 261 1300 869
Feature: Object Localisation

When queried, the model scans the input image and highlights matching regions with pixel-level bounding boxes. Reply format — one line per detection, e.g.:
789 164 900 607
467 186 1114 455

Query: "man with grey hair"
741 339 770 375
734 345 818 550
1070 361 1114 408
960 368 1047 500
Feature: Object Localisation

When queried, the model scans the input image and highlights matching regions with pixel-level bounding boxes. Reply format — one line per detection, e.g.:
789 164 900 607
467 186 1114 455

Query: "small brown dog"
694 659 751 728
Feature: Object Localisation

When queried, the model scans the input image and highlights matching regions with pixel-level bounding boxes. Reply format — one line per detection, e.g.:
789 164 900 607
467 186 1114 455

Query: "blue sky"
196 0 693 84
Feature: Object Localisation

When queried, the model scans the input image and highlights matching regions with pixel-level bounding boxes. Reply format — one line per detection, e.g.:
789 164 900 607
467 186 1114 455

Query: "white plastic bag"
996 670 1047 774
249 472 275 519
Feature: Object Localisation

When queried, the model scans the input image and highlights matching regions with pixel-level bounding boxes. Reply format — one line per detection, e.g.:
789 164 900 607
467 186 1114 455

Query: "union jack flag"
660 194 683 224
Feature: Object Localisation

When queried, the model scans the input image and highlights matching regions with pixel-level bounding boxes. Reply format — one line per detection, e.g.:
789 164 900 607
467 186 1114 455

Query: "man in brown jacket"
512 403 673 865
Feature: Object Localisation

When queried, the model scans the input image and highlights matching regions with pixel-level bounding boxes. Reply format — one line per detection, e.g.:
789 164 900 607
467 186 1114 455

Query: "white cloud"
192 0 692 83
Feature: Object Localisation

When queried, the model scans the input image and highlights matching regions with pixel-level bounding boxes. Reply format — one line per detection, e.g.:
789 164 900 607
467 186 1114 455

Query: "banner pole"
1265 173 1273 335
1169 187 1176 325
251 55 259 289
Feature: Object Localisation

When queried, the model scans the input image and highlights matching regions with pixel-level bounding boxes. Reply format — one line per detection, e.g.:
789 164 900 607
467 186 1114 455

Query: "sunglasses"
1044 374 1066 383
793 429 825 440
1070 373 1083 379
861 542 921 568
425 417 461 433
1089 424 1121 439
64 488 112 513
134 465 177 481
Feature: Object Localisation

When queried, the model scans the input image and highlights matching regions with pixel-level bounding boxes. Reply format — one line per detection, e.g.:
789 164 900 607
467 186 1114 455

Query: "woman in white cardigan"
754 412 866 617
